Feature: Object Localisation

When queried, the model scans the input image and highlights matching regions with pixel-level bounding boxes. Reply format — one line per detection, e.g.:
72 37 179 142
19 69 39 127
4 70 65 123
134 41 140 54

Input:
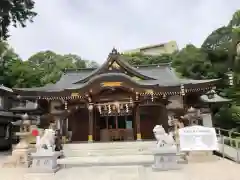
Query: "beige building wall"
124 41 178 56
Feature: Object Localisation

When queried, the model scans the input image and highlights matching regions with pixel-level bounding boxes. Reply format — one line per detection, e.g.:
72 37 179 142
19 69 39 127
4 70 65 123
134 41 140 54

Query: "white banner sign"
179 125 218 151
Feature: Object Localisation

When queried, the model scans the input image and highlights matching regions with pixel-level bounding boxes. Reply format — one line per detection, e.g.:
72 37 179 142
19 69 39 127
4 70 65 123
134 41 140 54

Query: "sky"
8 0 240 63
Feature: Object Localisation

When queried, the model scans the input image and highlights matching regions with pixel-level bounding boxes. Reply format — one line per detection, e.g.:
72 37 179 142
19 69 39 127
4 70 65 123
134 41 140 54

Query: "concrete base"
177 152 188 164
187 151 219 163
30 151 62 173
151 146 181 171
2 148 31 168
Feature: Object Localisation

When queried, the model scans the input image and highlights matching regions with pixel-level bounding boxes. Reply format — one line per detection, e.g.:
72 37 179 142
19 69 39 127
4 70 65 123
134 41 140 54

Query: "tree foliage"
0 0 37 40
0 42 99 88
172 45 215 79
123 10 240 128
123 53 172 65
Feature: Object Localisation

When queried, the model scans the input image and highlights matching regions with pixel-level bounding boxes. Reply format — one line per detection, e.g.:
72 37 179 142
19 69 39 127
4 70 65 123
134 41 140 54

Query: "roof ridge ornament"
110 47 119 55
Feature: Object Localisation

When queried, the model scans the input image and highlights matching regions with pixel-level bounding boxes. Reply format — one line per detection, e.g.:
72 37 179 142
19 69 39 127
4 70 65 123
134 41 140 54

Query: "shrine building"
14 49 225 142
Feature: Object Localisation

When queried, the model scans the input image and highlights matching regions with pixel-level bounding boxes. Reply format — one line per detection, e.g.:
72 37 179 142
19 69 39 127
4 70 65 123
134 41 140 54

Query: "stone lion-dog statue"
36 128 56 152
153 125 176 148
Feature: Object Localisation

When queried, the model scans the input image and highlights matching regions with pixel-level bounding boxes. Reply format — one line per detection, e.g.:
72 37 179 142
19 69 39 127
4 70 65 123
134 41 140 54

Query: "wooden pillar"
135 103 142 141
105 116 109 129
115 115 118 129
88 103 94 142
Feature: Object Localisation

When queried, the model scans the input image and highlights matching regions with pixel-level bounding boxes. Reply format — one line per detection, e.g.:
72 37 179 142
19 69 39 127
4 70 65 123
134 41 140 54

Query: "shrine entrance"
98 114 134 141
94 101 135 142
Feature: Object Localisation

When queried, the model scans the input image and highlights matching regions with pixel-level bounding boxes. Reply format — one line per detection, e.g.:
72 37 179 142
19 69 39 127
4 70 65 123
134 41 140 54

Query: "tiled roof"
14 49 219 93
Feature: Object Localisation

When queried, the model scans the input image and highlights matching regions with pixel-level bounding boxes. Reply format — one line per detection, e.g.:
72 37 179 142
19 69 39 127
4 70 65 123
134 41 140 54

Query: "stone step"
64 141 156 150
63 141 156 157
58 154 187 168
58 155 154 167
63 148 152 157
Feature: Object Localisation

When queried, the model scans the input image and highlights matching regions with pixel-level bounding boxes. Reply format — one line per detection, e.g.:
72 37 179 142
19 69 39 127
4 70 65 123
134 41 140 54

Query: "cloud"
8 0 240 63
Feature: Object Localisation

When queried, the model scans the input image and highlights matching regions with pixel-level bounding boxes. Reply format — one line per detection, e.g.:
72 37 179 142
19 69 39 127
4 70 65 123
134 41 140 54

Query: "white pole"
36 136 40 146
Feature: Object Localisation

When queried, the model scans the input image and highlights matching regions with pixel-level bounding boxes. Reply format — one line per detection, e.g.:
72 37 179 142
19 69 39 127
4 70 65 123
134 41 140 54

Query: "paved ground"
0 157 239 180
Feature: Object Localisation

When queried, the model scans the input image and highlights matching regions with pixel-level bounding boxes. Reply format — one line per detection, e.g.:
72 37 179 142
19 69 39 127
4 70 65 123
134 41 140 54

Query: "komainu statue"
152 125 180 171
153 125 176 148
36 129 56 152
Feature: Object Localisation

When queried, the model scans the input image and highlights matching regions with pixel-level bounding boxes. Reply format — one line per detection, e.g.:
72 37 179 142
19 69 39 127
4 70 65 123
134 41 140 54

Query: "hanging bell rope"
125 104 129 113
108 105 111 114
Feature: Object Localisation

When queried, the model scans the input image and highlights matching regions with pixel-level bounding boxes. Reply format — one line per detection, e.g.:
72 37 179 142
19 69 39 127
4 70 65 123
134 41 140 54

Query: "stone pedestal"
2 134 31 168
177 152 188 164
151 146 181 171
29 151 62 173
187 151 218 162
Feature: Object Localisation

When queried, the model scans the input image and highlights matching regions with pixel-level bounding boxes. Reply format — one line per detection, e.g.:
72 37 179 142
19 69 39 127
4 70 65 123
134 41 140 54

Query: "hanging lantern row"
151 93 154 102
180 84 185 96
130 97 133 104
39 96 82 100
185 87 212 93
96 102 133 114
64 101 68 110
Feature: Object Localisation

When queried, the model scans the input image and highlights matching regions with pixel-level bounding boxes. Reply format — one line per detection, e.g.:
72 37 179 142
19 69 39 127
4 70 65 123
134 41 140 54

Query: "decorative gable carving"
74 48 155 84
111 61 120 69
108 61 121 71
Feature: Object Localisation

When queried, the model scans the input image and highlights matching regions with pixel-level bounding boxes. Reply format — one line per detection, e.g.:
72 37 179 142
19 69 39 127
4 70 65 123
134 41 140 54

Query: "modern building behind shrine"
123 41 178 55
13 48 229 143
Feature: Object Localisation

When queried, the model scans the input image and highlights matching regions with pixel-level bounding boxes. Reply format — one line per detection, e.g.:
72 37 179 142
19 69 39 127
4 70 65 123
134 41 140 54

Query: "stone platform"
30 151 62 173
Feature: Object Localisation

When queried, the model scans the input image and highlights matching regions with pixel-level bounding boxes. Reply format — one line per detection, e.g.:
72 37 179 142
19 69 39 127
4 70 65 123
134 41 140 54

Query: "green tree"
85 60 99 68
0 0 37 40
172 44 215 79
0 41 22 86
200 10 240 128
26 51 99 85
123 53 172 65
7 60 42 88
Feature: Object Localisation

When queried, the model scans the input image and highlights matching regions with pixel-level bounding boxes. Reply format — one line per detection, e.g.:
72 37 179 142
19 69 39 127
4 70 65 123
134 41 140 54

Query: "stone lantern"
3 113 32 167
184 107 200 126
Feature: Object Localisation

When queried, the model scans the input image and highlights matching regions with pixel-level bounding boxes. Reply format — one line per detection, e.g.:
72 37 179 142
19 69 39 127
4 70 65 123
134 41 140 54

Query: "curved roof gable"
73 48 156 84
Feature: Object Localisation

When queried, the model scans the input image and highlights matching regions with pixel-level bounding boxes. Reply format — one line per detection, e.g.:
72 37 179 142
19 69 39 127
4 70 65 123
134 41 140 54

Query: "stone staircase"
63 141 156 157
58 141 157 167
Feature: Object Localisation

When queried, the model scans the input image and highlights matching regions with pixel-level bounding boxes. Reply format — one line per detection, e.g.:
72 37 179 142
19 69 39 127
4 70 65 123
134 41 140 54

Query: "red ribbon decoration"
31 129 39 137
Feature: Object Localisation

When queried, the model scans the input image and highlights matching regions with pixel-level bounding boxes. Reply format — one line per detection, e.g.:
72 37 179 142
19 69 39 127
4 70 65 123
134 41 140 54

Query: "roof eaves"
66 73 158 90
200 94 231 103
180 78 221 85
0 85 13 92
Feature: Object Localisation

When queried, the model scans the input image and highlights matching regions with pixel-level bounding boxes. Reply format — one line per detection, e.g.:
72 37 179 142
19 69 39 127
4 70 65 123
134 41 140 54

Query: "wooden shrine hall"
14 48 222 142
